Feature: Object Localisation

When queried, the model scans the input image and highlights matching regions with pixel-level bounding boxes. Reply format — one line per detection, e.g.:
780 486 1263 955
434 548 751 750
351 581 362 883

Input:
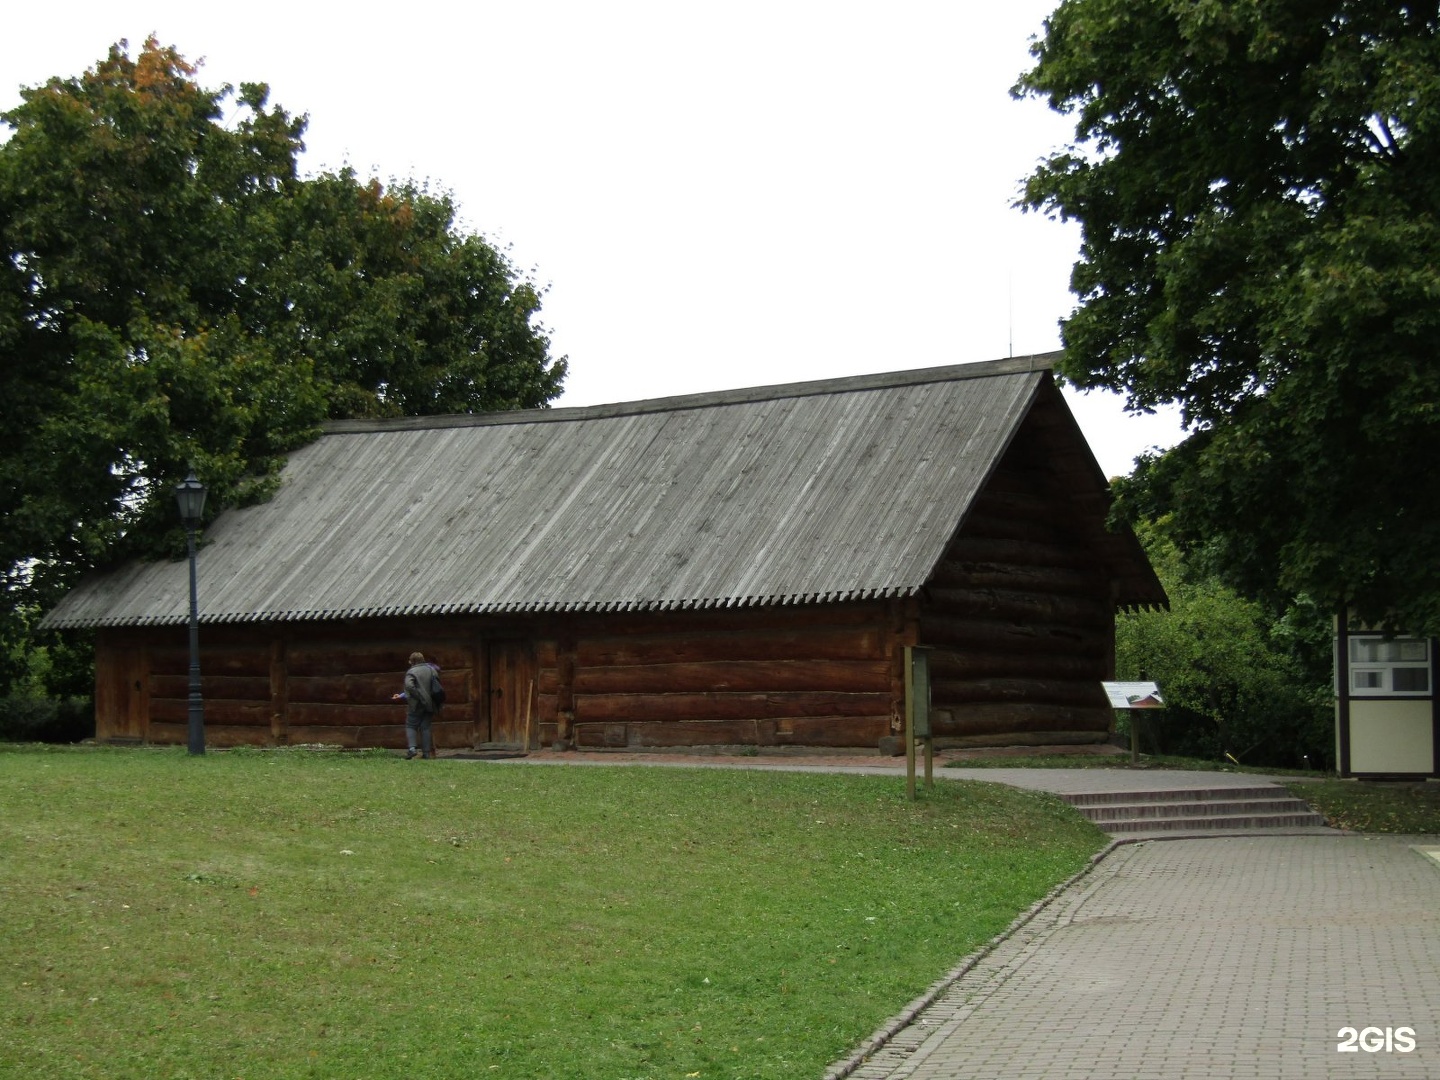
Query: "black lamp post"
175 472 207 755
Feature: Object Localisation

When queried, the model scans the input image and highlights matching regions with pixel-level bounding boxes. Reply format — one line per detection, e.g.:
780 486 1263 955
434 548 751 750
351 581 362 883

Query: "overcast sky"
3 1 1185 476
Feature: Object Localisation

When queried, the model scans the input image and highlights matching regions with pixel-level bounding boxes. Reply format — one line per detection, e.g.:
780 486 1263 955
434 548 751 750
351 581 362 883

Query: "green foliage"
0 584 88 735
0 695 92 743
0 751 1103 1079
0 39 567 694
1114 523 1333 769
1017 0 1440 632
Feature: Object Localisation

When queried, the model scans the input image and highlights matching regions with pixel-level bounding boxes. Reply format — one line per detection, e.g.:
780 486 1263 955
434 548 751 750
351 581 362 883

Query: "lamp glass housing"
175 473 207 524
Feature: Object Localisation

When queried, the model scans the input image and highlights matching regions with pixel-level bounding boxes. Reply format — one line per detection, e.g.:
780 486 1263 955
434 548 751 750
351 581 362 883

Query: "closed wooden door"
95 644 148 742
487 641 536 748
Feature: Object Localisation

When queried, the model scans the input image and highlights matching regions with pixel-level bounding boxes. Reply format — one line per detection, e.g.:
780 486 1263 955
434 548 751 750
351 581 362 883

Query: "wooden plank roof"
43 354 1163 628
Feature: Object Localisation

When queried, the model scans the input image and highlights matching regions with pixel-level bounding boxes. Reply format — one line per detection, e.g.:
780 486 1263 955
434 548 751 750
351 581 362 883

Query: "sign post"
906 646 933 799
1101 681 1165 765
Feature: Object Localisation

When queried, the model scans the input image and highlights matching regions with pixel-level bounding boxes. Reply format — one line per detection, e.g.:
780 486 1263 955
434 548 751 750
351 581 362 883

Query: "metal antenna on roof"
1008 271 1014 358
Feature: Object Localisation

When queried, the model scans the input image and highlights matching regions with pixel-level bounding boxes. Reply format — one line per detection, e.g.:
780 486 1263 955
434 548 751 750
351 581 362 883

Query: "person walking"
392 652 444 759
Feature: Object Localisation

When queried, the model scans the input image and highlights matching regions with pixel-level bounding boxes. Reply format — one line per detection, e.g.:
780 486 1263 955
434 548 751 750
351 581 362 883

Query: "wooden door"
487 640 536 748
95 643 148 742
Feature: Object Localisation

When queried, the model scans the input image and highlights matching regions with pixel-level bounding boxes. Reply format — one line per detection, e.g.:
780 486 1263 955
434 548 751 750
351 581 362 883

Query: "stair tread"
1101 810 1326 826
1060 787 1288 805
1080 799 1314 817
1104 817 1327 833
1056 785 1328 834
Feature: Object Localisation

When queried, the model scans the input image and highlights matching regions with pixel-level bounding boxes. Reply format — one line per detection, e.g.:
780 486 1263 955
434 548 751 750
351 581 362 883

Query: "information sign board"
1101 681 1165 709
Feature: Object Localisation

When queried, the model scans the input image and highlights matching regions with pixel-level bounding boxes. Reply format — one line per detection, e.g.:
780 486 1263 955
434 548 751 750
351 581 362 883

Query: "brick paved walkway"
832 835 1440 1080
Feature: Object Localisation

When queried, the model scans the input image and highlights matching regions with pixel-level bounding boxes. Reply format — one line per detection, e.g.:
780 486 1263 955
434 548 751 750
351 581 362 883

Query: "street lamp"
175 472 207 755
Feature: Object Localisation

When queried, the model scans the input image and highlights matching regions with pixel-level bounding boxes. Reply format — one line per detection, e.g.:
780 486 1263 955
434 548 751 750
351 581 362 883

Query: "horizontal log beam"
149 699 270 725
764 716 888 747
286 646 473 679
927 650 1104 681
975 466 1061 497
934 677 1112 708
574 659 890 695
287 673 395 706
963 488 1062 524
149 674 270 701
150 641 477 681
572 715 889 749
951 512 1074 546
146 649 270 679
285 673 471 706
925 588 1109 627
943 536 1092 570
926 560 1104 596
576 627 888 667
921 616 1106 657
285 702 408 726
148 722 273 746
577 691 891 724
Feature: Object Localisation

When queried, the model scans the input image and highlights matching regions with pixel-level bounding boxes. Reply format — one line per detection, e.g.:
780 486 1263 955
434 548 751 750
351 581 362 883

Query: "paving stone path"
832 834 1440 1080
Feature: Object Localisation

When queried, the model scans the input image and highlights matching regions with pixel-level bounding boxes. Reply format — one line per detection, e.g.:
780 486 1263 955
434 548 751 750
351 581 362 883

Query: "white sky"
3 1 1185 477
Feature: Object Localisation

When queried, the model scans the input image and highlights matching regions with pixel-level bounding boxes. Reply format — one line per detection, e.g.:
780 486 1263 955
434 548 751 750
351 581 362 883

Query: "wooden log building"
43 355 1167 753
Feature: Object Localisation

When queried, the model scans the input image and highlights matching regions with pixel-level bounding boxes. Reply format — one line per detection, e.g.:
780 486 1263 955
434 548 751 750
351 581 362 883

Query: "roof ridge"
322 352 1061 434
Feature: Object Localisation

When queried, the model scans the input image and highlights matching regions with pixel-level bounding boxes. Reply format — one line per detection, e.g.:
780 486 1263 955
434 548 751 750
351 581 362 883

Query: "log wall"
99 621 485 751
92 603 899 751
559 606 895 749
918 455 1117 748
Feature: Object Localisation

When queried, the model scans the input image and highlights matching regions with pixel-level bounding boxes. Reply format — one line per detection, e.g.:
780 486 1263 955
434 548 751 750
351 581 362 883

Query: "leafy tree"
1017 1 1440 632
241 171 562 418
0 38 566 696
1116 523 1333 769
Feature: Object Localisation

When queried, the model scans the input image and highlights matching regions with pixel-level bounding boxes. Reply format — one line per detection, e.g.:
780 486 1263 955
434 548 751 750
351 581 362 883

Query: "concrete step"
1058 787 1328 834
1099 812 1330 834
1081 798 1316 822
1061 786 1284 807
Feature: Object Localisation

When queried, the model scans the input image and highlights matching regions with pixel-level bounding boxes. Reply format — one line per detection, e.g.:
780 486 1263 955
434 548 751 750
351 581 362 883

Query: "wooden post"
469 636 485 749
905 646 934 798
915 647 933 789
523 679 535 752
557 636 576 747
269 635 289 746
905 648 916 801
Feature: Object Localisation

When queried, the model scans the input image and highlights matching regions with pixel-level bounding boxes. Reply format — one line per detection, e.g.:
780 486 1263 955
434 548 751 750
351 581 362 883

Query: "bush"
0 696 94 743
1116 526 1334 770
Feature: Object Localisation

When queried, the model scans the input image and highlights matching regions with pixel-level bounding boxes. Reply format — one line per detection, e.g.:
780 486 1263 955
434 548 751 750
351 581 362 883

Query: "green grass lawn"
1284 779 1440 834
944 751 1319 774
0 747 1104 1079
